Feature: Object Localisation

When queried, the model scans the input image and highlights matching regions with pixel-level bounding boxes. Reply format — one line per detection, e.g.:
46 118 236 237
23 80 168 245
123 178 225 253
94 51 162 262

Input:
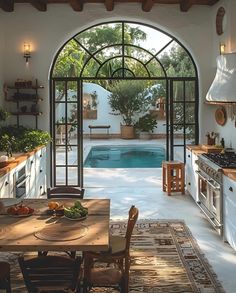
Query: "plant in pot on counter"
0 125 51 153
0 134 15 157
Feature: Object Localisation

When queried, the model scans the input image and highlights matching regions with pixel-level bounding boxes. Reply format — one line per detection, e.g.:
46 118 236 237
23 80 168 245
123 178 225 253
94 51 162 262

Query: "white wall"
200 0 236 148
0 0 235 147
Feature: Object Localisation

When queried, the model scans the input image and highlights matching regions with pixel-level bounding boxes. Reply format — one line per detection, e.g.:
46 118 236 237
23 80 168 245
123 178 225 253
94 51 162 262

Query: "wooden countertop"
0 146 44 177
223 169 236 182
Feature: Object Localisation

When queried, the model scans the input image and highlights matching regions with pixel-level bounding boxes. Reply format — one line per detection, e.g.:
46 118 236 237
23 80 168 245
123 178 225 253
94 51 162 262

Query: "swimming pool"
84 145 165 168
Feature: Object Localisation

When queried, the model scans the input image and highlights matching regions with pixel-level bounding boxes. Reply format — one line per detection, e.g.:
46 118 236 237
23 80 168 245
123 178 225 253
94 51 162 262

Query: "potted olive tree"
108 81 150 139
135 113 158 140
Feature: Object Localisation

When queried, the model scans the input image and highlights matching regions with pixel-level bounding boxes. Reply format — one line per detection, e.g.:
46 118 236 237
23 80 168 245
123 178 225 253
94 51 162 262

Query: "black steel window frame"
50 21 199 187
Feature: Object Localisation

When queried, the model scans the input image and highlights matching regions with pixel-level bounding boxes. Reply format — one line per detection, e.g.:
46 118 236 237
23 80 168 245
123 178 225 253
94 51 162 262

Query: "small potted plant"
135 113 158 140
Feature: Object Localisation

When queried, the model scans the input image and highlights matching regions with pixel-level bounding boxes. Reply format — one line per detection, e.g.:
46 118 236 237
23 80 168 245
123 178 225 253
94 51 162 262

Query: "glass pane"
55 124 72 145
186 125 196 144
173 103 184 124
67 81 78 101
95 46 122 62
185 81 195 101
68 167 78 185
124 57 148 77
55 81 66 101
68 147 78 165
69 123 78 141
173 81 184 101
159 41 196 77
97 58 122 77
52 39 87 78
56 150 66 165
185 103 195 124
55 103 65 123
173 146 185 162
146 59 165 77
55 167 66 185
125 23 172 54
76 23 122 54
148 82 166 120
125 46 151 62
82 59 100 77
67 103 77 123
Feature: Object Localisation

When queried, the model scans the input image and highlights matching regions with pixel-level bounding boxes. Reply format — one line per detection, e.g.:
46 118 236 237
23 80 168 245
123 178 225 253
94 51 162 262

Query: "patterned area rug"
0 220 225 293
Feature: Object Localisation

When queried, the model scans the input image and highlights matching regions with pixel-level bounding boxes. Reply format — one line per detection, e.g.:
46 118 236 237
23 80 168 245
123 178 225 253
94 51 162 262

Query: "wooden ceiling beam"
29 0 47 11
207 0 219 5
180 0 193 12
0 0 14 12
104 0 114 11
142 0 154 12
69 0 83 11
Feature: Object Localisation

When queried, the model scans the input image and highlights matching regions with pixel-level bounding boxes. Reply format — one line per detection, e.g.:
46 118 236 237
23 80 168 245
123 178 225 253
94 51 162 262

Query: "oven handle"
207 179 221 191
195 170 208 181
16 175 29 188
196 201 223 229
196 170 221 190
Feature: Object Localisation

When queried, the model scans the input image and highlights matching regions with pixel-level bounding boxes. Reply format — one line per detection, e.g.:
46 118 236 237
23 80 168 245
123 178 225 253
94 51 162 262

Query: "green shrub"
0 125 51 153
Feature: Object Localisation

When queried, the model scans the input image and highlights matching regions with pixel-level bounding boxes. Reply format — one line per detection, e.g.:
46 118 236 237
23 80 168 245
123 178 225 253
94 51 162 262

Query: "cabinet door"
35 147 47 197
0 174 10 198
223 175 236 251
185 149 194 196
25 154 36 198
185 149 198 201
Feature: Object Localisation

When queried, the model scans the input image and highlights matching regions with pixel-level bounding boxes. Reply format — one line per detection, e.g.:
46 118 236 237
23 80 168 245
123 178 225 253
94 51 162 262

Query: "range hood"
206 53 236 103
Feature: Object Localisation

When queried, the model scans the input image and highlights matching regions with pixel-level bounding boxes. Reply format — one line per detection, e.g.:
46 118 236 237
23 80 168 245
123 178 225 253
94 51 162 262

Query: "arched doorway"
50 21 199 187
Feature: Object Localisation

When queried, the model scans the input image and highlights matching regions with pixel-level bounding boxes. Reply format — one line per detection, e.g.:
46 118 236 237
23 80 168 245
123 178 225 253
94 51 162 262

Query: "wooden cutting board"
201 144 223 153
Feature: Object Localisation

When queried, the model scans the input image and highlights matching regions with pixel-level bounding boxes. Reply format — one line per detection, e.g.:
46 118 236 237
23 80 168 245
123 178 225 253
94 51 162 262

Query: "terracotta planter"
120 125 135 139
139 131 151 140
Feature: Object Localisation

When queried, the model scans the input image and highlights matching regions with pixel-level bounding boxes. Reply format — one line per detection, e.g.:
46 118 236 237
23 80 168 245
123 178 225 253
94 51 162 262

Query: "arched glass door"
50 21 198 187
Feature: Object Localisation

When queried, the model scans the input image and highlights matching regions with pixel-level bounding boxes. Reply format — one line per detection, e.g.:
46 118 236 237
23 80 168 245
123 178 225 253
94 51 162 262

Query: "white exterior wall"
0 0 235 147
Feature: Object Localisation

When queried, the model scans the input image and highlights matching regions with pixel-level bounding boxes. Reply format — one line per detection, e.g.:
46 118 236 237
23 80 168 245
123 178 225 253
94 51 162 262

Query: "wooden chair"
83 205 139 293
0 262 11 293
18 255 82 293
47 186 85 199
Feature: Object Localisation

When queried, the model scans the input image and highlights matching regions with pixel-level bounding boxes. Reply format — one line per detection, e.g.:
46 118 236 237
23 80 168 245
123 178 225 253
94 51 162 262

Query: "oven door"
208 179 222 224
197 170 210 209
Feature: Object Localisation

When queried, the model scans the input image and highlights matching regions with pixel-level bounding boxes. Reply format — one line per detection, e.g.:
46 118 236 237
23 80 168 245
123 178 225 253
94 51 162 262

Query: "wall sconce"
220 43 226 55
23 42 31 63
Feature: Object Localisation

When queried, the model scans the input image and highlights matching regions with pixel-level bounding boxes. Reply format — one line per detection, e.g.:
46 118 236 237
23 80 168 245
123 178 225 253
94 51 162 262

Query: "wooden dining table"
0 198 110 253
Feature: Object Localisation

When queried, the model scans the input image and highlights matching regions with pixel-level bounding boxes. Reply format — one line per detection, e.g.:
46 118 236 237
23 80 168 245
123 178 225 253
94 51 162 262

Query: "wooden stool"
162 161 185 196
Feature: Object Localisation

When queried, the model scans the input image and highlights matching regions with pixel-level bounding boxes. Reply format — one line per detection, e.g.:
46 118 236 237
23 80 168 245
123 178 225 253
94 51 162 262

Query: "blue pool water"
84 145 165 168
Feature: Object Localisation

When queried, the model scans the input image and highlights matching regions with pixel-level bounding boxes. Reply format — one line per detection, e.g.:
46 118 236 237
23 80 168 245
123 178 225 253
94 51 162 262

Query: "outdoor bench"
88 125 111 137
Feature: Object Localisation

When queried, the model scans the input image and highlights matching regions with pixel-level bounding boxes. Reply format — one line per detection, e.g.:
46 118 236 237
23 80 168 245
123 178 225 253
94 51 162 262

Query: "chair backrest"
125 205 139 251
18 255 82 293
47 186 85 199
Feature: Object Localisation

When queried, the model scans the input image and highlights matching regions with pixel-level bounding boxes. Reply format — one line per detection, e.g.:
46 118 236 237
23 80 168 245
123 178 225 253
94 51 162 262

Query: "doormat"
0 220 225 292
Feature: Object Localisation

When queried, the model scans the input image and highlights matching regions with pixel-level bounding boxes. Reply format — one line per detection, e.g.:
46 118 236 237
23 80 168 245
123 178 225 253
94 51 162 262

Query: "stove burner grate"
202 153 236 168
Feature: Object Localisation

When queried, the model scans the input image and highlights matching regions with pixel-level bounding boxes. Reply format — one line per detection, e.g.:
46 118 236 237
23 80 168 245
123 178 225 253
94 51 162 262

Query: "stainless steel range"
196 152 236 237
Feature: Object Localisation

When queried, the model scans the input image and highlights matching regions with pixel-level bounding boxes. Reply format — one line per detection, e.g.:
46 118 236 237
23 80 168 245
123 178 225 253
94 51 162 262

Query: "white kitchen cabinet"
185 148 199 201
223 175 236 251
26 154 36 198
35 147 47 197
0 147 47 199
0 170 14 198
